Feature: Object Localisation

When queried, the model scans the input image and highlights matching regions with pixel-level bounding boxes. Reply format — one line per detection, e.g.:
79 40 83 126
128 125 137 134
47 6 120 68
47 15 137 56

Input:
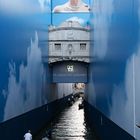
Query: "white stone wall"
48 21 90 63
49 30 89 40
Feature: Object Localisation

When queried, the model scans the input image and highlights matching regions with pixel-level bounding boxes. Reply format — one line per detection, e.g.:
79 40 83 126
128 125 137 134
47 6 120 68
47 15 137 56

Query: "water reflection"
48 98 97 140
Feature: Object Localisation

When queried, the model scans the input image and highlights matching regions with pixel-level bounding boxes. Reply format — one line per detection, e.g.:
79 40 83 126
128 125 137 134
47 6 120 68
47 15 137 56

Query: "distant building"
48 21 90 63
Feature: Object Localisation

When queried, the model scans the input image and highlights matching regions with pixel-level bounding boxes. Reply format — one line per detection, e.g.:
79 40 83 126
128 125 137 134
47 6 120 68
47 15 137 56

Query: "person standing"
24 130 32 140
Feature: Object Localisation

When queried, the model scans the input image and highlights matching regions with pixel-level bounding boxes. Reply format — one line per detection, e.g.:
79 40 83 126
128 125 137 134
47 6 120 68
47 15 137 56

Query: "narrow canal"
35 98 98 140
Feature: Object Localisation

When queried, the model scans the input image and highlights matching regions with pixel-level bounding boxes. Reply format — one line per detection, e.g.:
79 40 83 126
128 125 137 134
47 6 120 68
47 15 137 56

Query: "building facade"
48 21 90 63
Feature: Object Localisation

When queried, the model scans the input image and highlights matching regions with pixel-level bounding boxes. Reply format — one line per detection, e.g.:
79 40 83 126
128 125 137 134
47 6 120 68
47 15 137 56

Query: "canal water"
35 98 98 140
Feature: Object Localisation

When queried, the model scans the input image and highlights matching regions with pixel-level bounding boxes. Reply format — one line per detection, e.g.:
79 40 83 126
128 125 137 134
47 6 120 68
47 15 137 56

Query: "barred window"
55 43 61 50
80 43 86 50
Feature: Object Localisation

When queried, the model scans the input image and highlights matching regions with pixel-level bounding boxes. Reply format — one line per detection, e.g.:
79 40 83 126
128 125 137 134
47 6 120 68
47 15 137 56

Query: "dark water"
36 98 97 140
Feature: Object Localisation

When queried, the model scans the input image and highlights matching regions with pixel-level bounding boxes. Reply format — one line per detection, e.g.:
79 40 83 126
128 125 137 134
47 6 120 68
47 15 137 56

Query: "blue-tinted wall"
86 0 140 139
0 0 51 122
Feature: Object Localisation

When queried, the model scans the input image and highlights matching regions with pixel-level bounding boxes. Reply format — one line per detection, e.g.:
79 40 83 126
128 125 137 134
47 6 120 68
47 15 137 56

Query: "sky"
52 13 90 26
